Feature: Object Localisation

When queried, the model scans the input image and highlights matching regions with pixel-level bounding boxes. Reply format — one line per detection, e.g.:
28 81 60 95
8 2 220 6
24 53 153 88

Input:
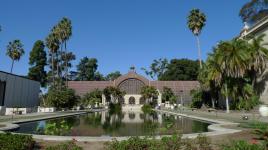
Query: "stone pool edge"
0 109 241 142
0 109 106 131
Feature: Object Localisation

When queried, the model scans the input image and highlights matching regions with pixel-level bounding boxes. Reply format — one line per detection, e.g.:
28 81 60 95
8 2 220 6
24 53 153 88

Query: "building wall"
242 18 268 104
0 71 40 108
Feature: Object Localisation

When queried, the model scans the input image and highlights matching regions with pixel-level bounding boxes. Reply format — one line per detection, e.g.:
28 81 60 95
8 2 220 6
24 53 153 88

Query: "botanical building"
69 70 199 108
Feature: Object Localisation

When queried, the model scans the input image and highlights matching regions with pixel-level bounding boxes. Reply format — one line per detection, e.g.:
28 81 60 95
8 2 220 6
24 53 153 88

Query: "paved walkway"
163 108 268 124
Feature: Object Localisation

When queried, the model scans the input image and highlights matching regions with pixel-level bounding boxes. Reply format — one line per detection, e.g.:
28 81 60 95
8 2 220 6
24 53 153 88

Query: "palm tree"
54 17 72 87
6 40 24 73
212 39 250 113
45 33 60 87
248 34 268 87
187 9 207 69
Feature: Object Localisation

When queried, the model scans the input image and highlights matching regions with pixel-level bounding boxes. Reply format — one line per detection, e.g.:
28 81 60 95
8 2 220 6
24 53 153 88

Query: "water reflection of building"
69 69 199 108
100 111 162 124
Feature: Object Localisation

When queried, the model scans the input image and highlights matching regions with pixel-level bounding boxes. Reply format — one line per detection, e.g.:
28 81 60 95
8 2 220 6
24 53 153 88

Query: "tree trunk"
196 36 202 69
56 52 60 90
64 41 68 87
212 98 215 108
51 52 55 87
10 59 14 73
225 83 230 113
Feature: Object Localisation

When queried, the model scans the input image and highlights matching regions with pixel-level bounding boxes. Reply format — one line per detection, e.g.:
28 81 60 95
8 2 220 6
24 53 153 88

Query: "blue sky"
0 0 246 77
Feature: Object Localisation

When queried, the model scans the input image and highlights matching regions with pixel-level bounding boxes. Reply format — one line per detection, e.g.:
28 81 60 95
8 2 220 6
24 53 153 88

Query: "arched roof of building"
114 71 149 86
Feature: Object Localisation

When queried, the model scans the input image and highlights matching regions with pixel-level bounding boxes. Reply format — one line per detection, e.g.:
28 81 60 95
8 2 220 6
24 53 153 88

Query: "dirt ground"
35 129 256 150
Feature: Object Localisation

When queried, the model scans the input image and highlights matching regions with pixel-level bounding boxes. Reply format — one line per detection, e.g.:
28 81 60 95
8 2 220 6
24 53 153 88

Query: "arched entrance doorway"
129 96 135 105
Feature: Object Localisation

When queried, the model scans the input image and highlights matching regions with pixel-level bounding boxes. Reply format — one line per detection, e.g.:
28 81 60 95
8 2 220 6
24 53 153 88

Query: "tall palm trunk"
64 41 68 87
225 83 230 113
51 52 55 87
10 59 14 73
196 35 202 69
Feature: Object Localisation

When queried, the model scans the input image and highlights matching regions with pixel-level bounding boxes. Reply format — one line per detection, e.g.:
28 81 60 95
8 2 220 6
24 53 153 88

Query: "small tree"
103 86 125 104
82 89 102 108
162 86 177 104
45 88 79 109
141 86 159 106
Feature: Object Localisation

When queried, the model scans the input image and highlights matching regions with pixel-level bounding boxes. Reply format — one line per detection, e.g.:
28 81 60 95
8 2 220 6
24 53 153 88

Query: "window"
0 81 6 106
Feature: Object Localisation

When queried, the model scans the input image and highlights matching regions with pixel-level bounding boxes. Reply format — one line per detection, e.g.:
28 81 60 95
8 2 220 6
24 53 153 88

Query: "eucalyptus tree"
45 32 60 86
6 40 24 73
187 9 207 69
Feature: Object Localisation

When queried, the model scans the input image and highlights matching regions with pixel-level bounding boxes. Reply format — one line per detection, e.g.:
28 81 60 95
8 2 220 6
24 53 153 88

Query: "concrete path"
166 108 267 123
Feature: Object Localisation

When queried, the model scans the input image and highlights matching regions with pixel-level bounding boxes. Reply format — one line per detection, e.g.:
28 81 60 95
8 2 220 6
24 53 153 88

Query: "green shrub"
0 133 34 150
45 141 82 150
45 88 79 109
222 140 265 150
239 121 268 130
105 134 212 150
141 104 153 114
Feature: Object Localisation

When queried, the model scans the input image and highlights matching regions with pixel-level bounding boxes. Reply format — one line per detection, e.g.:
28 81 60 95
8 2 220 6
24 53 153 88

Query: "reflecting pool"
13 111 210 136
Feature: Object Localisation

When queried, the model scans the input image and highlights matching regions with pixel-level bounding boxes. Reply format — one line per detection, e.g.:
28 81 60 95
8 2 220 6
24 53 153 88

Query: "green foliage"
28 40 47 87
222 140 265 150
45 141 82 150
0 133 34 150
6 39 24 73
201 35 268 110
103 86 126 103
105 134 212 150
140 86 159 106
141 104 153 114
45 17 73 88
105 71 121 81
187 9 207 36
240 121 268 130
159 59 199 81
44 88 79 109
76 57 99 81
81 89 102 107
43 120 72 136
161 86 177 104
142 58 168 80
239 0 268 24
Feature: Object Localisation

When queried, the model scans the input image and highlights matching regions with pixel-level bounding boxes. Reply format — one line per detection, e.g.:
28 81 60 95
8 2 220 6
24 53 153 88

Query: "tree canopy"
76 57 98 81
240 0 268 25
106 71 121 81
28 40 47 87
159 59 199 81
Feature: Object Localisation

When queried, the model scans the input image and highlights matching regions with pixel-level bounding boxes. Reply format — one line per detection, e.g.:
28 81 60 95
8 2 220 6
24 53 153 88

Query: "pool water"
13 111 210 137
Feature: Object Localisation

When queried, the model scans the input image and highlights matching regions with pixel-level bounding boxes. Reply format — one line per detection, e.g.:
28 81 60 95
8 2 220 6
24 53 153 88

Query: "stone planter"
38 107 56 113
259 105 268 117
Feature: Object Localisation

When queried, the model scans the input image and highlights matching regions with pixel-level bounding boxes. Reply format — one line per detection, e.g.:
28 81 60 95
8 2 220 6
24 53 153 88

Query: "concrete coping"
0 109 241 142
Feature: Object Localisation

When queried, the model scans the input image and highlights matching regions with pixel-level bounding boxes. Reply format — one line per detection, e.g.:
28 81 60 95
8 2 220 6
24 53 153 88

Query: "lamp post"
180 90 183 106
